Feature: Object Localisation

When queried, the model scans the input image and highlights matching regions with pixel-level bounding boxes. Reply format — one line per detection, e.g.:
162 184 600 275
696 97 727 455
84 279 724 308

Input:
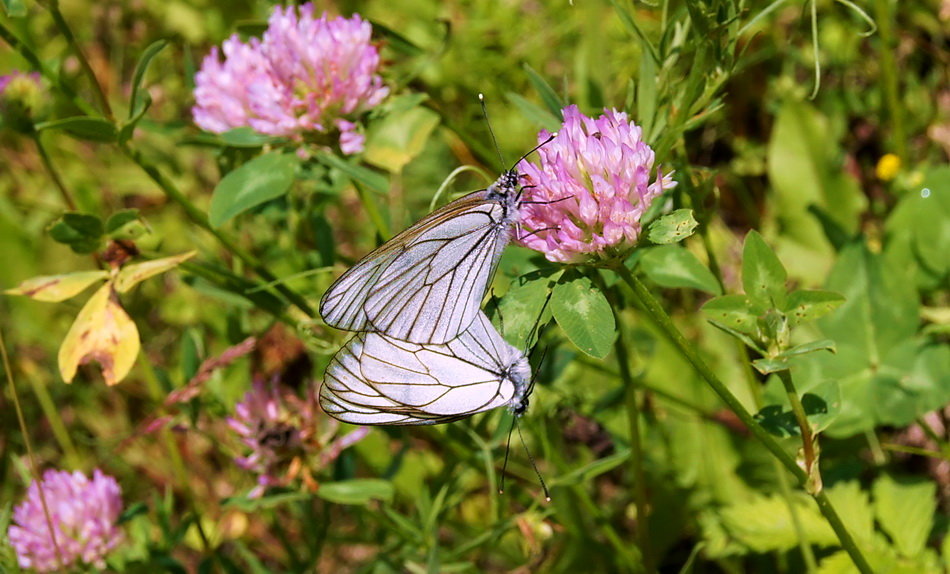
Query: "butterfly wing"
320 313 520 426
319 190 512 345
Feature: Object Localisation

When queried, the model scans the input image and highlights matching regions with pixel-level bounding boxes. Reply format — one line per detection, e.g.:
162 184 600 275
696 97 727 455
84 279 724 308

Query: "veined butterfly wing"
320 311 531 425
319 172 521 345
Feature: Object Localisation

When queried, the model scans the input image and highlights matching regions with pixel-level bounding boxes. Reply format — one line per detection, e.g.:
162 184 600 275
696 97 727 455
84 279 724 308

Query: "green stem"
0 20 97 116
31 132 78 211
592 273 654 570
873 0 906 158
121 143 316 318
23 367 81 469
0 326 67 570
611 304 655 572
777 369 818 476
43 0 114 120
775 467 818 572
613 265 872 573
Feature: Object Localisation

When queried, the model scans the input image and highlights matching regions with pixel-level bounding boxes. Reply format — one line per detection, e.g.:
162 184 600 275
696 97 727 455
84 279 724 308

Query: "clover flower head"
0 71 45 134
192 5 388 154
515 105 676 264
7 469 124 572
228 379 368 497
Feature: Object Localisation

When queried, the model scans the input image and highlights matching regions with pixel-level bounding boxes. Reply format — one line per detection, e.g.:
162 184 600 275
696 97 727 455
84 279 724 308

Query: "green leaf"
751 358 789 375
550 449 631 487
779 339 837 359
702 294 760 336
315 152 389 195
719 493 837 551
647 209 699 244
637 47 657 139
766 100 866 255
35 116 117 142
640 245 722 294
742 230 787 308
550 272 616 358
506 92 561 132
756 384 840 436
873 475 936 558
522 63 564 119
885 167 950 281
105 209 141 235
48 212 104 253
209 152 297 227
219 127 280 148
316 479 394 505
783 289 845 326
495 269 560 349
1 0 27 17
120 39 168 143
364 105 440 173
783 242 927 437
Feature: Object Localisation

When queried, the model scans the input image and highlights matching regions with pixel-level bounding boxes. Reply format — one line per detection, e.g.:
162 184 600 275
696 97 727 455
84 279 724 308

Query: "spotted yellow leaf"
58 283 140 386
5 271 109 302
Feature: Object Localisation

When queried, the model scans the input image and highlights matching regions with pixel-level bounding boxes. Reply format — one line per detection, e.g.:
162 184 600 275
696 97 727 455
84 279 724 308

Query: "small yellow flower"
875 153 901 181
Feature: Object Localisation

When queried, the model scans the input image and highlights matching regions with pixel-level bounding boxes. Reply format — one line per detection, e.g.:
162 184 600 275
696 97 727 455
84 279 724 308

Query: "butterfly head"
485 169 521 202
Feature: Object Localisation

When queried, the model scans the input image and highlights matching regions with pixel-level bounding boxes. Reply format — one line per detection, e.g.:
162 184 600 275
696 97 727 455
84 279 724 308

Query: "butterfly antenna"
479 93 507 169
499 415 516 495
517 418 551 501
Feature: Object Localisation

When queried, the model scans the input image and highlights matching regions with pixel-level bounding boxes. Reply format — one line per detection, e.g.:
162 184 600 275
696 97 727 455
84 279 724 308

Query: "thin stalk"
0 21 97 116
23 367 80 469
121 143 316 318
616 335 654 573
354 180 390 240
775 465 818 572
592 273 654 571
613 265 872 573
873 0 906 158
777 369 817 478
31 132 77 210
42 0 114 119
0 326 66 570
914 415 945 446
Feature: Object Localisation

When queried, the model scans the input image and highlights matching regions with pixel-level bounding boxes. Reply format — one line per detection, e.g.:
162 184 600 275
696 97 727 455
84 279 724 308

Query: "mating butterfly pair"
318 169 537 425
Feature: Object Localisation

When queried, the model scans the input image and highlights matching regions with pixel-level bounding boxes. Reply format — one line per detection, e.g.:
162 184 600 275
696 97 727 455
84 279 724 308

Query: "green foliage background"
0 0 948 572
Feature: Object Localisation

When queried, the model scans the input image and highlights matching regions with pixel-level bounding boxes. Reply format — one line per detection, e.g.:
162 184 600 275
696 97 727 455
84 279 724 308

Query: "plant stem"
0 327 67 570
873 0 906 158
613 265 872 573
776 369 818 483
121 143 316 318
614 327 655 573
31 132 78 210
43 0 114 120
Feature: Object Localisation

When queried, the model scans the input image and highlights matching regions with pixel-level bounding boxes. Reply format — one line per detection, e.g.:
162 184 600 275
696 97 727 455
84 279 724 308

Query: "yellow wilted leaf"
114 251 196 293
5 270 109 302
58 283 140 386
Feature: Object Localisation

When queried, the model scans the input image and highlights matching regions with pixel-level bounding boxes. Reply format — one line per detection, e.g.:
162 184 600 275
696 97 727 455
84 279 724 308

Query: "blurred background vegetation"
1 0 948 572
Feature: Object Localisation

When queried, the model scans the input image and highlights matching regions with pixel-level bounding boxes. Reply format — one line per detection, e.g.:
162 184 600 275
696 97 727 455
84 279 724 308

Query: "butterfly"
318 170 525 345
319 311 533 425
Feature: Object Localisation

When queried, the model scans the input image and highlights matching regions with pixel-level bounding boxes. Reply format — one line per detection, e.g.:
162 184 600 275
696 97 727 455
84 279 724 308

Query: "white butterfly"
320 311 532 425
319 170 524 345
